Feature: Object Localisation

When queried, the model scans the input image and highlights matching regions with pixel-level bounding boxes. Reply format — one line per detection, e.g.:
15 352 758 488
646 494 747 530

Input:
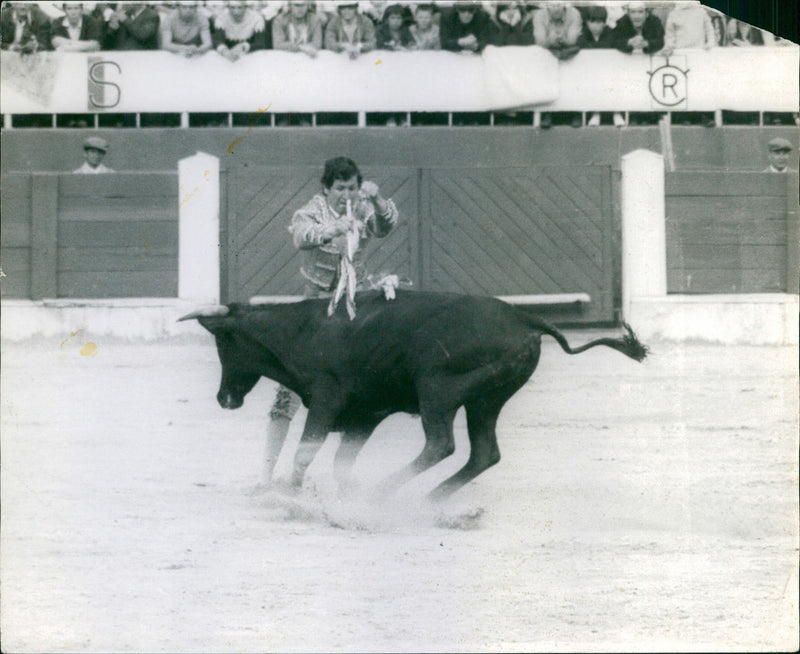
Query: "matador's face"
324 176 360 215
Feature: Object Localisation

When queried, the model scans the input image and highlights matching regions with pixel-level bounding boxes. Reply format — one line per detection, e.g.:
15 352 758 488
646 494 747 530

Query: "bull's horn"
177 306 229 322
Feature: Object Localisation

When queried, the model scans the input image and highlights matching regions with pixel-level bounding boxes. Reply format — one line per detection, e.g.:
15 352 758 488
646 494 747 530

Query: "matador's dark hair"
321 156 362 189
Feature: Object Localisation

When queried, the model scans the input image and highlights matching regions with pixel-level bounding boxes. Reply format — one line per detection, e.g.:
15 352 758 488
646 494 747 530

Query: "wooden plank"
57 271 178 298
668 244 786 270
499 173 604 261
504 173 605 266
431 177 566 292
430 248 492 295
419 168 432 290
432 222 533 294
499 293 591 305
668 268 785 293
0 174 32 227
240 236 301 296
666 220 786 245
59 173 178 198
58 247 178 272
433 174 599 292
0 247 31 273
0 270 30 298
786 173 799 293
1 222 32 248
666 196 786 222
238 223 298 289
59 207 177 223
60 193 176 215
30 174 59 300
362 223 413 281
59 221 179 248
666 172 787 197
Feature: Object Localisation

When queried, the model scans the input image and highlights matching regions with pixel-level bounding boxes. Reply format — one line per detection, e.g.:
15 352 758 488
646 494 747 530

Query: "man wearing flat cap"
73 136 114 174
764 137 794 173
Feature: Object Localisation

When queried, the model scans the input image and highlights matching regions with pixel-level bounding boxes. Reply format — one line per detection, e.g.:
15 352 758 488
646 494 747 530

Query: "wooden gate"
224 165 616 322
424 167 614 322
224 165 417 301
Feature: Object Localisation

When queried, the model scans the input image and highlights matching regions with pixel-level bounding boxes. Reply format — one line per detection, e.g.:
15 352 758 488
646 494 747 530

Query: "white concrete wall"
621 149 667 319
178 151 220 305
0 300 208 342
628 295 799 346
619 148 798 346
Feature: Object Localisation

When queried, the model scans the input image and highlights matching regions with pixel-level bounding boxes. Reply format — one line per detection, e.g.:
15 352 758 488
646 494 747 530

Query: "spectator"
660 2 715 56
324 2 376 59
213 0 267 62
272 1 323 55
578 6 616 128
726 18 764 46
440 1 494 54
106 2 160 50
706 9 727 47
764 138 793 173
408 2 440 50
493 2 534 46
51 2 101 52
361 1 390 25
264 156 400 486
532 1 581 60
577 5 613 48
204 0 228 25
1 2 52 52
73 137 114 174
376 3 414 50
160 1 213 57
613 1 664 54
89 2 116 49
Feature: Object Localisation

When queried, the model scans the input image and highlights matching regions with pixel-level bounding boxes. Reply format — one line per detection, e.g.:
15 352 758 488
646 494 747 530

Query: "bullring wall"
2 126 798 174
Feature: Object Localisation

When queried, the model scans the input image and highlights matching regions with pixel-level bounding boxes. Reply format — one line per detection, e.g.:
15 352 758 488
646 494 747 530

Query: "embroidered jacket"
289 193 398 291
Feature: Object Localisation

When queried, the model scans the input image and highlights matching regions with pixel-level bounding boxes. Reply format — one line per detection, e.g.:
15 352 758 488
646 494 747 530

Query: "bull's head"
179 307 261 410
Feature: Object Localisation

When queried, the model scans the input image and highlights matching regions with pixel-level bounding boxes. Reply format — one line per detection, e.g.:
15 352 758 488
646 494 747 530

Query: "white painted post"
621 149 667 320
178 152 220 304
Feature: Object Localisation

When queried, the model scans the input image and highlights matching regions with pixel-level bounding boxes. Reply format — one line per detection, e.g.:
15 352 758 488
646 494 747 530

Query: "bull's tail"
520 313 648 362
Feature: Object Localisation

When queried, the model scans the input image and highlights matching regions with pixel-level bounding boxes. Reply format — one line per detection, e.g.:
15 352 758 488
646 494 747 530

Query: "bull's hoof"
271 479 302 497
247 482 272 496
434 507 484 530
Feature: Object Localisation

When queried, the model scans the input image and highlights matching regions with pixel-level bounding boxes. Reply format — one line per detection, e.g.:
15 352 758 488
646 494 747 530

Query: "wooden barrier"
665 172 791 293
0 172 178 300
0 174 33 298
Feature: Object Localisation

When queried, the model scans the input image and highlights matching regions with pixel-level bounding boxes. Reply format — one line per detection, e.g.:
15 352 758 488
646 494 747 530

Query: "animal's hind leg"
286 406 338 492
333 426 376 495
428 399 501 501
374 409 457 498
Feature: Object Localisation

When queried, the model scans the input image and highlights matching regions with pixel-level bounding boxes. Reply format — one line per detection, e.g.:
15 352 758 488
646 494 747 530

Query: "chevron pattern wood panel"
226 165 614 321
428 167 613 321
228 166 416 301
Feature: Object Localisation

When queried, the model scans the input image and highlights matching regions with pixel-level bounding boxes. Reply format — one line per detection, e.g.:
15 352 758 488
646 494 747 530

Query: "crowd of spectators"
2 2 795 129
2 1 789 56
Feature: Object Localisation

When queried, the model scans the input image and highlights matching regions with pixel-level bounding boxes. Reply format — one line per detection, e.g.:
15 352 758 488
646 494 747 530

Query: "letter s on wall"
88 59 121 109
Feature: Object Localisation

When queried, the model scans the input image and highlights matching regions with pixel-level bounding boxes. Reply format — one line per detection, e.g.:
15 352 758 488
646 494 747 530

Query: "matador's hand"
360 180 380 198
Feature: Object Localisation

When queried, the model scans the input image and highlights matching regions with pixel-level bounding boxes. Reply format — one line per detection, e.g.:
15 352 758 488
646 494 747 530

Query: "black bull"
182 290 647 500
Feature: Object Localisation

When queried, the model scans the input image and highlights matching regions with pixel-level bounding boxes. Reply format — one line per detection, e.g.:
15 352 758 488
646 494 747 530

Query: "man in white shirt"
73 136 114 174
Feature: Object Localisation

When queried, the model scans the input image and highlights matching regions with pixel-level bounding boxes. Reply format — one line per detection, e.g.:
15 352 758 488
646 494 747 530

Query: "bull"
181 290 647 500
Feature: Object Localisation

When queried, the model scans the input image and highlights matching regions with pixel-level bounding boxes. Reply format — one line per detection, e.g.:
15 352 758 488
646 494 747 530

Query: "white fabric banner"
1 45 796 114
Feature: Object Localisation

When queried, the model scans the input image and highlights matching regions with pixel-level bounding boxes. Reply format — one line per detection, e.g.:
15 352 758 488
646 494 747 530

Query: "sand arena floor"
1 333 797 652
